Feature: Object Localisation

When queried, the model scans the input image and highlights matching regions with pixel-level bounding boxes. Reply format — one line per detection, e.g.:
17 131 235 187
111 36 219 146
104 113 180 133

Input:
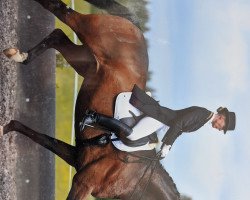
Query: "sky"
145 0 250 199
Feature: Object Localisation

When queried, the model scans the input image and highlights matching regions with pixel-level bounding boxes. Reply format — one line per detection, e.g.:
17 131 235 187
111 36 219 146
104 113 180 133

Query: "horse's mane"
127 151 181 199
125 150 180 199
155 162 181 199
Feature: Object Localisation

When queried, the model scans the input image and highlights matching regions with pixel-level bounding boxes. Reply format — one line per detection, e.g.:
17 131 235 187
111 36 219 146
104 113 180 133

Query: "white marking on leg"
3 48 28 63
0 125 3 138
11 50 28 62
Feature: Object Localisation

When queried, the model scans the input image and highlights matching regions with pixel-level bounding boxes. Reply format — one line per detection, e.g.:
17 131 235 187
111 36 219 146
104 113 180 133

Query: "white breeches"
127 116 164 141
111 92 167 152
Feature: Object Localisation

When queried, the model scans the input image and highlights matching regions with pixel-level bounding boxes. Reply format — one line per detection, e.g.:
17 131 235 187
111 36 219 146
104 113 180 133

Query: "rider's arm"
161 107 209 146
159 126 182 158
161 125 183 147
161 109 196 146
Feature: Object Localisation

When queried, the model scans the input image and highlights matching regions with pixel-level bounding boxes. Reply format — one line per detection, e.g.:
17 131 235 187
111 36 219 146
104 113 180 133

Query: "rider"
80 85 236 158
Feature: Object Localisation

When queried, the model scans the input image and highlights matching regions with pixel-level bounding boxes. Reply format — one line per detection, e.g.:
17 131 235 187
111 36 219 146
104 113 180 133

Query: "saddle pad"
111 92 156 152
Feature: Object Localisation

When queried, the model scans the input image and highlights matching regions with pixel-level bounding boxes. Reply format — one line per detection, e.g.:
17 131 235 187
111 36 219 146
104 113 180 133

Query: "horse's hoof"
0 125 3 138
3 48 28 63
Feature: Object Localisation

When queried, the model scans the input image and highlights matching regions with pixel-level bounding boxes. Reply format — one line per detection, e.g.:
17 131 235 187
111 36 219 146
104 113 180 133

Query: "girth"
80 133 119 146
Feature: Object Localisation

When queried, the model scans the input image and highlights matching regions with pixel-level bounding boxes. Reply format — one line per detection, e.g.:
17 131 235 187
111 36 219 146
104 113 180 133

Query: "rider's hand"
158 144 171 159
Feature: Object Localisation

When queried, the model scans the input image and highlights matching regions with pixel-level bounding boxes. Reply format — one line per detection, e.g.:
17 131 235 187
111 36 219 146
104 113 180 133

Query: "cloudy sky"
145 0 250 199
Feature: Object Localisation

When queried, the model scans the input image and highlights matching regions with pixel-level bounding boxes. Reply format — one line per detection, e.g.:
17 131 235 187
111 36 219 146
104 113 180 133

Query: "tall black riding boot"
79 110 133 138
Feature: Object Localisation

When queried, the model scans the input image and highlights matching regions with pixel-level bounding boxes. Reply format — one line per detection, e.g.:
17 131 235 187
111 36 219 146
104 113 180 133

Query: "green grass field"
56 67 78 200
55 1 95 200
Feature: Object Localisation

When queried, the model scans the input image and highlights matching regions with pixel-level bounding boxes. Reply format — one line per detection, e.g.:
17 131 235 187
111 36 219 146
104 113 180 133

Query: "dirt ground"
0 0 55 199
0 0 18 199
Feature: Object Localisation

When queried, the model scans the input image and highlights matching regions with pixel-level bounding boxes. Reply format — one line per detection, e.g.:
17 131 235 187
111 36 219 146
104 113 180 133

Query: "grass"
55 1 95 200
55 67 77 200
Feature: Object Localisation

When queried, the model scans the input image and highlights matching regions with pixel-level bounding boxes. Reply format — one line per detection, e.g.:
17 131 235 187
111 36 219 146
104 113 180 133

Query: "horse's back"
75 14 148 72
74 13 149 119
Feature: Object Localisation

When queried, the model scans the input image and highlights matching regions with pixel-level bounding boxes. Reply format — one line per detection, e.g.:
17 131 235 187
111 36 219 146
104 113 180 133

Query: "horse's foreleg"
3 29 96 77
1 120 77 168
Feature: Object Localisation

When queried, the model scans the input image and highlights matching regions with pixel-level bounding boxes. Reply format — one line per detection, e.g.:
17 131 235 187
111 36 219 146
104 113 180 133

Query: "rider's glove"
159 144 171 159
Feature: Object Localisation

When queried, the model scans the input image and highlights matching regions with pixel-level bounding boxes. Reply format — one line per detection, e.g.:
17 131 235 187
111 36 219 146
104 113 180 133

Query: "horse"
1 0 180 199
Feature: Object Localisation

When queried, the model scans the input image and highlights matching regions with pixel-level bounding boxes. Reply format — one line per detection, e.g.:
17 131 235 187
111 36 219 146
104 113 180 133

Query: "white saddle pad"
111 92 157 152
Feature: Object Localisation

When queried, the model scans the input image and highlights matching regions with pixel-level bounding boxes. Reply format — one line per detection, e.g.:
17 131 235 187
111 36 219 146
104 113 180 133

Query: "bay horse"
1 0 180 199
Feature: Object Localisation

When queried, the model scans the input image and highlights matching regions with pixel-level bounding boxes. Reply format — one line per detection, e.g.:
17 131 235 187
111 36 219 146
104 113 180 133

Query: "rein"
80 126 161 200
128 157 160 200
116 151 160 164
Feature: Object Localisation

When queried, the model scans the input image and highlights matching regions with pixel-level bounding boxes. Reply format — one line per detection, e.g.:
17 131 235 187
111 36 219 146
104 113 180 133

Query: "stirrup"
79 110 98 131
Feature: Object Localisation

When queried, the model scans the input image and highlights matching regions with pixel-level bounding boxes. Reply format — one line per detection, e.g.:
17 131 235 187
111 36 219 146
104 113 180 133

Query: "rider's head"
211 107 236 133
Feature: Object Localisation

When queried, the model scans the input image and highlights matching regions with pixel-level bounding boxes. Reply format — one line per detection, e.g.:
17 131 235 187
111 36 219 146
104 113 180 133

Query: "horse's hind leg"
3 29 96 77
33 0 79 29
1 120 77 167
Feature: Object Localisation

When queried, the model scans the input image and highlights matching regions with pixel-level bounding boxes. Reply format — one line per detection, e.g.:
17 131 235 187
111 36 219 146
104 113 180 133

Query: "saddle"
111 92 158 151
79 92 158 150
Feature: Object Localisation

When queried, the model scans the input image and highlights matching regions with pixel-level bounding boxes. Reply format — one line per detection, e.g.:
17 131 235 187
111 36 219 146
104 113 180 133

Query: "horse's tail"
84 0 141 29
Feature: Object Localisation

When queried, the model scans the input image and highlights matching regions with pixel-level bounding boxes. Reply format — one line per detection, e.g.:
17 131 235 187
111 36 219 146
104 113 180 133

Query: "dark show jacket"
129 85 213 146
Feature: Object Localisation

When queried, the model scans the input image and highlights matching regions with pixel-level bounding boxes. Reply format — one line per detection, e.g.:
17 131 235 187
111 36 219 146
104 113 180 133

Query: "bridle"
79 125 162 200
80 126 161 200
126 154 160 200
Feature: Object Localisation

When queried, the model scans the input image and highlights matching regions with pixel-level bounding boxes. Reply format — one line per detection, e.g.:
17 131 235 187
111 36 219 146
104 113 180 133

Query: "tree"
181 194 193 200
90 0 149 32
